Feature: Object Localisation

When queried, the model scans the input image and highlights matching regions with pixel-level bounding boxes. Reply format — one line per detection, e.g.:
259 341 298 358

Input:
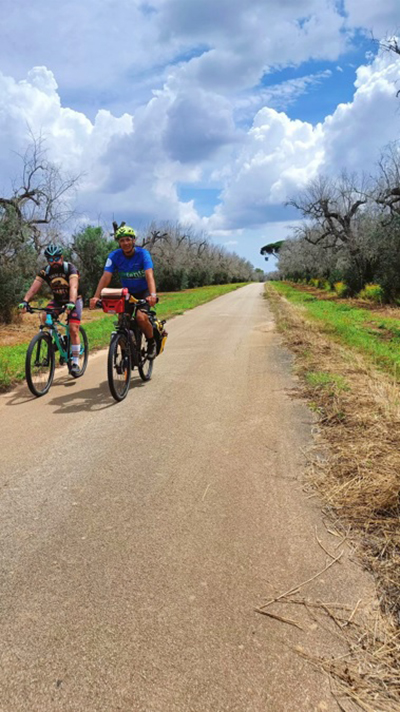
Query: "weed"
358 283 384 304
333 281 349 298
305 370 349 392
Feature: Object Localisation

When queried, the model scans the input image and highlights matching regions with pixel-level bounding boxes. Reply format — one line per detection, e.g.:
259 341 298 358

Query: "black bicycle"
24 305 89 397
99 289 166 402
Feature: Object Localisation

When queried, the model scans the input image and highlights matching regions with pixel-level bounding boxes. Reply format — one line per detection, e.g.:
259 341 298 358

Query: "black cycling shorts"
47 298 83 324
128 289 150 313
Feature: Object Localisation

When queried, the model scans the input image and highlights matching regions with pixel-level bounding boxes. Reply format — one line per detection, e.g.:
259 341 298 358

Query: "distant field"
0 283 248 390
272 281 400 376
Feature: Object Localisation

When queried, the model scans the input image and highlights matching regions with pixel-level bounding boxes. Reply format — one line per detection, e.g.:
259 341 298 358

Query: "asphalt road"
0 283 374 711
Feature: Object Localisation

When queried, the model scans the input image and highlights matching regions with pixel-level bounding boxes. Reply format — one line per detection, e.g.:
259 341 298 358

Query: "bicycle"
24 305 89 397
98 288 167 402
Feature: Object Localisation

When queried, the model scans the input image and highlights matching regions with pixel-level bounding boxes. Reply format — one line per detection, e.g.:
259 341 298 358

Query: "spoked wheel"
68 326 89 378
138 333 154 382
107 332 131 401
25 332 55 397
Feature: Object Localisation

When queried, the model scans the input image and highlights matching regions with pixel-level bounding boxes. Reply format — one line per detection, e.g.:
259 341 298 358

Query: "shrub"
333 281 349 298
358 283 384 304
309 278 321 288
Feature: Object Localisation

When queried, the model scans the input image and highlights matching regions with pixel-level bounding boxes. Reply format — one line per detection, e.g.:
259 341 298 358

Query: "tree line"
0 138 260 324
65 222 259 304
271 141 400 302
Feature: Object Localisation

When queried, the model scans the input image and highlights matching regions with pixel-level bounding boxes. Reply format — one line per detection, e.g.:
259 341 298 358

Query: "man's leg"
68 299 83 373
136 309 157 359
135 309 153 339
130 291 157 359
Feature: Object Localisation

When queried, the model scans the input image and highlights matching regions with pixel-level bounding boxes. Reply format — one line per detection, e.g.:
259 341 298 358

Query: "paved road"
0 283 373 711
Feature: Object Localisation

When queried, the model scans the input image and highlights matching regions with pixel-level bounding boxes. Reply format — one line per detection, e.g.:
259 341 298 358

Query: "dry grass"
0 307 107 347
266 284 400 711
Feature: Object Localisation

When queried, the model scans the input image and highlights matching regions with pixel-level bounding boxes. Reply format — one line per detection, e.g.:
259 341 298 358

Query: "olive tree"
287 172 373 292
0 135 80 323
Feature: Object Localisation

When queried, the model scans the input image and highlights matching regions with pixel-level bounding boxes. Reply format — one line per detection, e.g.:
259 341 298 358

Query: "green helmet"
44 243 63 259
115 225 136 240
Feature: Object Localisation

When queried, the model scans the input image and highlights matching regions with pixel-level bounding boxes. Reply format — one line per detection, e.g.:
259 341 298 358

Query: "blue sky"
0 0 400 271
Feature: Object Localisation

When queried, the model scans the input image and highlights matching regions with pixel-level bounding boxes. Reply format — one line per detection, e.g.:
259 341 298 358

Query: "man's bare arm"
89 271 113 308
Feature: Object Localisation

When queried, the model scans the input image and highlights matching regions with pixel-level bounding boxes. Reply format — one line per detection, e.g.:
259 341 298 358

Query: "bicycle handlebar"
24 304 68 315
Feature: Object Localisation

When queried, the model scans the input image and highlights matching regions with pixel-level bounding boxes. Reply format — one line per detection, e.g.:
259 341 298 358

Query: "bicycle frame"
43 312 70 361
112 304 144 367
24 304 89 396
29 307 70 361
99 292 156 401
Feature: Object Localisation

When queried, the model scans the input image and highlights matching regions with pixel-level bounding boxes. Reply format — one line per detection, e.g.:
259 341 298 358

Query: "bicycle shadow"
4 373 83 407
4 391 38 406
48 377 146 414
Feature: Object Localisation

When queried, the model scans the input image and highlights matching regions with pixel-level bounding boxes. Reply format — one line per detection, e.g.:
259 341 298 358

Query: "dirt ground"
0 308 105 347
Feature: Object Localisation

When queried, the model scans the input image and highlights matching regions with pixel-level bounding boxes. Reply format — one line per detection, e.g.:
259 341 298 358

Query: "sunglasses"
47 256 62 263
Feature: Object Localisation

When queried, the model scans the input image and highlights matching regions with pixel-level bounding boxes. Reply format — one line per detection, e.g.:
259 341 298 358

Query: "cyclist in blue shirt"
90 225 158 359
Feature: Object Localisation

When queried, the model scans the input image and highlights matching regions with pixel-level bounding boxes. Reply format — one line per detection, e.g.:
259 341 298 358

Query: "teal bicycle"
24 305 89 397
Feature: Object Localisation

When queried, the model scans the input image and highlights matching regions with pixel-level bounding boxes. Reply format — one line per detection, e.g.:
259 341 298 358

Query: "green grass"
270 282 400 375
304 370 349 393
0 283 248 390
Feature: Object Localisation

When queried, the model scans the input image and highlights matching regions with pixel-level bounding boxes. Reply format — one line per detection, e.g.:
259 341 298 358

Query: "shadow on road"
5 392 38 406
48 377 146 413
48 380 115 413
4 373 146 412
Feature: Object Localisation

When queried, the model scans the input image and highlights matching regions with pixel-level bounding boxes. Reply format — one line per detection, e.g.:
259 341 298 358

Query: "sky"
1 1 400 271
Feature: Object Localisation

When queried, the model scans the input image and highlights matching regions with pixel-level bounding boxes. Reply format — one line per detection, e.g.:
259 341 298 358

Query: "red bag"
100 287 129 314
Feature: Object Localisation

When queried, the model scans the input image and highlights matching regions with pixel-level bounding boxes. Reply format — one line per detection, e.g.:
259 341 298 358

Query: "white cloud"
205 108 324 230
322 51 400 173
201 50 400 232
343 0 400 37
0 2 400 266
0 0 353 116
235 70 332 118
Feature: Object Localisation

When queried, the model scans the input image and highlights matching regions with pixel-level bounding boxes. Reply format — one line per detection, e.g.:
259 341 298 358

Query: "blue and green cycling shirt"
104 246 153 293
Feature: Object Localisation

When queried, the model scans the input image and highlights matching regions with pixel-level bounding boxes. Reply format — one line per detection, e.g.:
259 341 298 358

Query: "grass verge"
272 281 400 377
266 282 400 711
0 283 248 390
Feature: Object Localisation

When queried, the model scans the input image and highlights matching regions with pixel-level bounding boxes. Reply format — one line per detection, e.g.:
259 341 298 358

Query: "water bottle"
45 313 53 326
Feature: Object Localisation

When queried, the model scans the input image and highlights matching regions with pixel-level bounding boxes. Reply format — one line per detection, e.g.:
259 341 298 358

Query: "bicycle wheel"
68 326 89 378
138 332 154 382
107 332 131 401
25 332 55 397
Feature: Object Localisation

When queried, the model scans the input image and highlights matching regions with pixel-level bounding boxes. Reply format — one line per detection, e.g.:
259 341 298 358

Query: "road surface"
0 283 374 711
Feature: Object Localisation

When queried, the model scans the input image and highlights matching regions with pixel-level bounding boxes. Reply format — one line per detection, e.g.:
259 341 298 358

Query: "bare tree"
375 141 400 217
379 36 400 58
0 134 80 259
287 171 372 288
288 172 369 248
0 134 80 322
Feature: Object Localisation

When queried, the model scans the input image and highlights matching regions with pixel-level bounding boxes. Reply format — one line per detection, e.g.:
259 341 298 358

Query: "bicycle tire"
68 326 89 378
107 332 131 401
138 332 154 382
25 332 55 397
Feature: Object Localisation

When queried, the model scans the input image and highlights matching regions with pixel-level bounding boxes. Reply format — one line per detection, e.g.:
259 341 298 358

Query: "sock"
71 344 80 365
